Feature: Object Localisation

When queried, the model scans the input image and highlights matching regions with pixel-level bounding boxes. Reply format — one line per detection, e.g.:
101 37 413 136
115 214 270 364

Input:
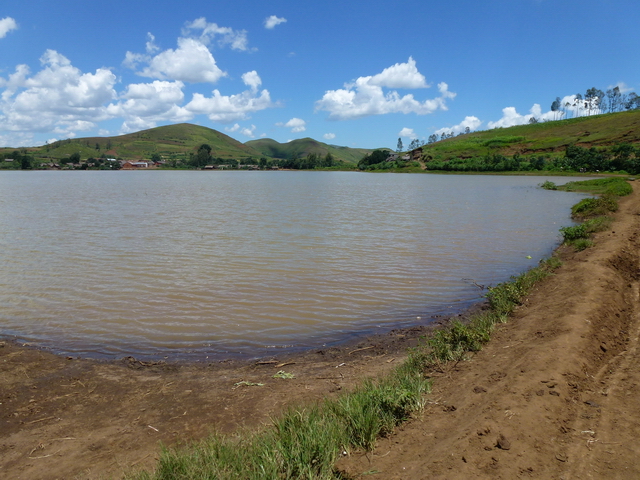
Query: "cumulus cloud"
0 17 18 38
435 116 482 136
0 50 116 138
125 37 226 84
487 104 558 129
0 40 276 144
608 81 633 93
369 57 428 89
399 127 417 139
183 17 250 51
241 70 262 91
264 15 287 29
323 133 336 140
107 80 191 133
184 87 273 123
315 58 455 120
278 117 306 133
240 124 256 137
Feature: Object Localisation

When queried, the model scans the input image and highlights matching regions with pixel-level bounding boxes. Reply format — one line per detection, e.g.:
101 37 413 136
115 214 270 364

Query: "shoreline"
0 296 488 364
3 180 636 478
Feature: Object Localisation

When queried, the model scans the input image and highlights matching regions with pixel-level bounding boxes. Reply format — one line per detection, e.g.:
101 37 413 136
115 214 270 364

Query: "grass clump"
558 176 632 196
131 364 430 480
571 195 618 218
540 180 558 190
554 176 629 251
411 257 562 368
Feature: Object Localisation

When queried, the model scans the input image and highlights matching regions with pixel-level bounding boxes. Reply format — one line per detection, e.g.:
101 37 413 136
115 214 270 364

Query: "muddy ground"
2 183 639 479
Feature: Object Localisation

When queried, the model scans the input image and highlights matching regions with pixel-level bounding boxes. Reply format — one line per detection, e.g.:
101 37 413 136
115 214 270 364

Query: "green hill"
22 124 266 163
423 110 640 163
245 137 375 164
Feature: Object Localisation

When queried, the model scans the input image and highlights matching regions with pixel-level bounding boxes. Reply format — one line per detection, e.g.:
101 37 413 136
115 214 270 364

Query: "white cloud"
183 18 250 51
145 32 160 54
399 127 416 139
0 17 18 39
487 104 559 129
241 71 262 91
0 50 116 139
184 87 273 123
127 37 226 84
107 80 191 132
607 81 633 93
315 58 455 120
435 115 482 136
225 123 241 133
323 133 336 140
369 57 427 89
240 124 256 138
264 15 287 29
278 117 306 133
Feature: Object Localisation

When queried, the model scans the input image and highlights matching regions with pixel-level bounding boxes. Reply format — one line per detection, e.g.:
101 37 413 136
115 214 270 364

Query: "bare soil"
2 183 640 479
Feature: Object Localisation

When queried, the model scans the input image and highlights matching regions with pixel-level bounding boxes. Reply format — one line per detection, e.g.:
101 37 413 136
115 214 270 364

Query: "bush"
560 224 589 242
571 195 618 218
540 180 557 190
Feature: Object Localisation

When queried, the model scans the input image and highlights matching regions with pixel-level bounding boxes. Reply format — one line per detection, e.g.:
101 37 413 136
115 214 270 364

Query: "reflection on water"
0 171 584 359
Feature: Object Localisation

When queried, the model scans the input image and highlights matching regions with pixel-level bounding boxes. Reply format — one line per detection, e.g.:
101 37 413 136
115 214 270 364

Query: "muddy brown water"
0 171 586 360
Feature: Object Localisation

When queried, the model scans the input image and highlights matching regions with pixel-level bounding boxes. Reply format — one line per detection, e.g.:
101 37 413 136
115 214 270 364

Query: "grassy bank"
543 177 632 251
131 178 631 480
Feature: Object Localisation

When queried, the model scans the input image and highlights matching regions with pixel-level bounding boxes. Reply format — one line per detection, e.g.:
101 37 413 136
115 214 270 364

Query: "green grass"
130 363 430 479
422 110 640 162
557 176 633 196
554 176 630 250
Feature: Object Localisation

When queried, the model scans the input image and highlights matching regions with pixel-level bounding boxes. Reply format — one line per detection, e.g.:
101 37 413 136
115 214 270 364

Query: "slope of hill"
423 110 640 162
246 137 376 164
20 124 265 162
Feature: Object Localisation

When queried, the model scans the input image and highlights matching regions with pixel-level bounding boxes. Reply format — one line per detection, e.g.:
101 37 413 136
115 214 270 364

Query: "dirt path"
1 182 639 479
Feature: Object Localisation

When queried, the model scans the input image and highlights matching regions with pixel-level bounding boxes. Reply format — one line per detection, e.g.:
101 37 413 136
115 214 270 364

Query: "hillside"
422 110 640 162
8 124 265 163
246 137 375 164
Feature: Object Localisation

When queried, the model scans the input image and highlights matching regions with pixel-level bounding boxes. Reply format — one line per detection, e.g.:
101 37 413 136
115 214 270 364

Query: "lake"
0 171 585 360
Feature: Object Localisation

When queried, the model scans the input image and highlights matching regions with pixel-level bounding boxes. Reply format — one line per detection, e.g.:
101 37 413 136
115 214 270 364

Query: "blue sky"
0 0 638 149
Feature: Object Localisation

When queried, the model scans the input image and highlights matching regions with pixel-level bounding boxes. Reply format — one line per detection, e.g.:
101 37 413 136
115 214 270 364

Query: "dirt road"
2 183 639 479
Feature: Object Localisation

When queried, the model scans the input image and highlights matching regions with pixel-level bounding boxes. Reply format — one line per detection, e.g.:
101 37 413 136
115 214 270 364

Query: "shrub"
571 195 618 218
560 224 588 242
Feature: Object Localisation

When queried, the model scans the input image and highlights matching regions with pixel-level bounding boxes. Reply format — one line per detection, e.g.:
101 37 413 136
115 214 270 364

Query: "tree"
358 149 390 169
150 153 162 163
585 87 604 115
396 137 403 153
323 152 335 167
550 97 563 120
625 92 640 110
193 144 212 168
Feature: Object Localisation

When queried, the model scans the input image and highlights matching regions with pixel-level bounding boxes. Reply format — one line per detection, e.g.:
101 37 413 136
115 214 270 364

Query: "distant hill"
16 124 265 162
245 137 376 164
423 110 640 162
6 124 378 166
